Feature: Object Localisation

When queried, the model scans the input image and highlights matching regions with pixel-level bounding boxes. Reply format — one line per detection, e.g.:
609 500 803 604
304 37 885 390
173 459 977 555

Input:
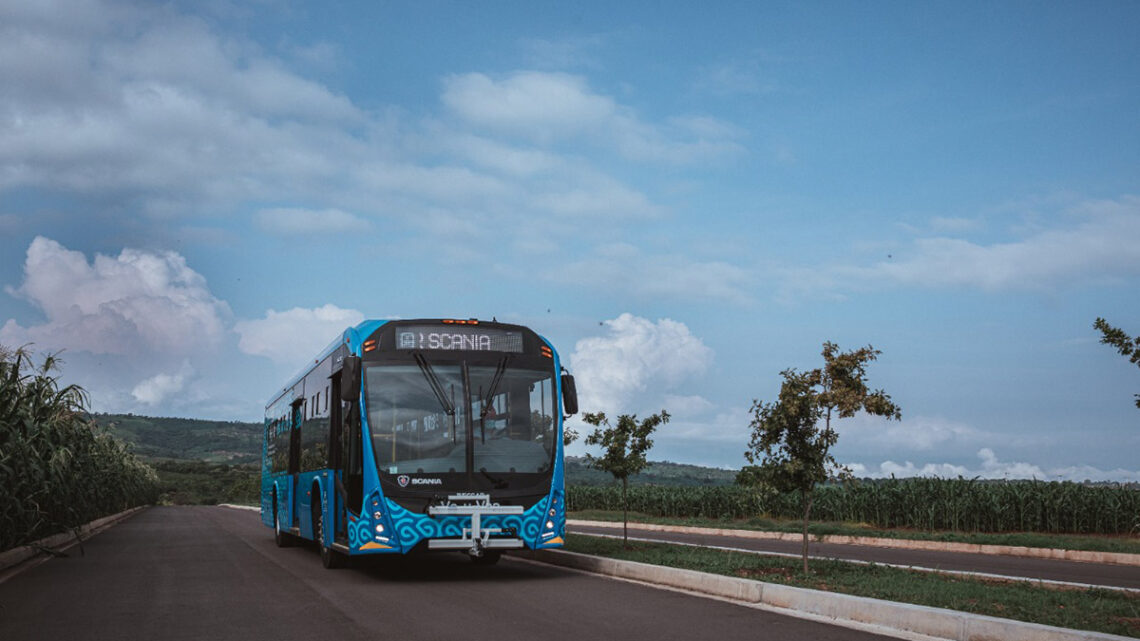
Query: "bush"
1 348 159 552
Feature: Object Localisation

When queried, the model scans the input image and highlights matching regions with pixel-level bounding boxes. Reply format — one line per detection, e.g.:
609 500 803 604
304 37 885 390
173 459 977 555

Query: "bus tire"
273 492 292 548
314 494 345 569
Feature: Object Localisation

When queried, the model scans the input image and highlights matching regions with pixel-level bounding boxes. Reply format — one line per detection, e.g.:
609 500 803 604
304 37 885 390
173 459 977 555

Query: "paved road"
0 506 896 641
571 522 1140 590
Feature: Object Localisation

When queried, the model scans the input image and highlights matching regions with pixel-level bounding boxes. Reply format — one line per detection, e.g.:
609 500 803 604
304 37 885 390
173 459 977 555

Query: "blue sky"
2 0 1138 479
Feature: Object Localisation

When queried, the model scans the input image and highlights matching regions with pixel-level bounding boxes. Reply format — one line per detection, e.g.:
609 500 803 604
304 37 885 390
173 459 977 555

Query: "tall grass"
1 347 159 552
569 477 1140 535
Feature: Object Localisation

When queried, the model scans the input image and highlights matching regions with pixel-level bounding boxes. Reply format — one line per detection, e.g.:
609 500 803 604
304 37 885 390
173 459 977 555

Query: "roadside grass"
565 534 1140 638
569 509 1140 555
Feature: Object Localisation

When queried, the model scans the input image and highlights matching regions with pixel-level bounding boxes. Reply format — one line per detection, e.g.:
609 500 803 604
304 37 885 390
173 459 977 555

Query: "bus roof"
264 318 553 409
265 318 389 408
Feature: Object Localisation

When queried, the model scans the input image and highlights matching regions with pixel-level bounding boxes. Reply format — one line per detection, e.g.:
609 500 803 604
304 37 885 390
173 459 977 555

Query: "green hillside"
565 456 736 486
93 413 262 464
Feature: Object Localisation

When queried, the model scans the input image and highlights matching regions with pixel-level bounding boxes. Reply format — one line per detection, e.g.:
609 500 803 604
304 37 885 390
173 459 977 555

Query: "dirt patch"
1111 617 1140 633
736 566 797 581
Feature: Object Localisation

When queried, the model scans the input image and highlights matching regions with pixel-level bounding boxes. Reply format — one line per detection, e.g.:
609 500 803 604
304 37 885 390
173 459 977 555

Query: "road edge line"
218 503 259 512
516 548 1131 641
569 519 1140 567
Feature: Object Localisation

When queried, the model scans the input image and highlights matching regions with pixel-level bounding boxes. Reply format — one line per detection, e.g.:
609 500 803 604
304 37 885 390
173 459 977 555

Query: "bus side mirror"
561 373 578 416
341 356 361 402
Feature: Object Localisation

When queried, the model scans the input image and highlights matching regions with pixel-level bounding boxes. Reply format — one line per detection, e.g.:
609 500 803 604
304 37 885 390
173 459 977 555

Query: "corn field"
1 348 159 552
568 477 1140 535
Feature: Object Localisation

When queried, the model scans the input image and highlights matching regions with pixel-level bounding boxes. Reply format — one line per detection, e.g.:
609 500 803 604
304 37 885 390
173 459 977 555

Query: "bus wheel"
314 498 345 569
470 550 502 566
273 494 292 548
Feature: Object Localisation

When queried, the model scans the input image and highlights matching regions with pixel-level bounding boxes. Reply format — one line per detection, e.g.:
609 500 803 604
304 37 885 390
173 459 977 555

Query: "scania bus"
260 318 578 568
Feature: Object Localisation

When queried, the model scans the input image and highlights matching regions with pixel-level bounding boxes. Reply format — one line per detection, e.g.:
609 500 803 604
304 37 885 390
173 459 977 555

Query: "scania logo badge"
397 474 410 488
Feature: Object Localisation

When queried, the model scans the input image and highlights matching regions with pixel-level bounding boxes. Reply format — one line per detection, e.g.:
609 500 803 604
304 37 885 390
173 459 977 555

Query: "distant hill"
92 413 739 485
93 413 262 464
565 456 737 486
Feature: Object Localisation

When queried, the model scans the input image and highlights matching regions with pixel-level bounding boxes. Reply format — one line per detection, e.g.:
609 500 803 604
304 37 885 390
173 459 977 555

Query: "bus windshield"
365 360 556 478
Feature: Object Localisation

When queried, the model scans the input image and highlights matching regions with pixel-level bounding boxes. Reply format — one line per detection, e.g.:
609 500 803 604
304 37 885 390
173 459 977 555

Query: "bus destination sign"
397 326 524 353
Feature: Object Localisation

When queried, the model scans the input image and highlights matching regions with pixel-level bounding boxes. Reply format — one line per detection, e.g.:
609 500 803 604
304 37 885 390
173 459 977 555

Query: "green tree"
740 342 900 573
1094 318 1140 409
563 425 579 447
582 410 670 546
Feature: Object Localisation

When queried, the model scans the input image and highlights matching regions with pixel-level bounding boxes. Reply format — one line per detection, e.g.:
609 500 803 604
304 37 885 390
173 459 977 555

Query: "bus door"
329 373 347 542
289 399 303 529
341 394 363 520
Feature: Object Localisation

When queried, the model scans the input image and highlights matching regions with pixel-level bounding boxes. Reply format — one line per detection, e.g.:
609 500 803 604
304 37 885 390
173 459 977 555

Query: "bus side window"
271 420 290 474
289 402 303 474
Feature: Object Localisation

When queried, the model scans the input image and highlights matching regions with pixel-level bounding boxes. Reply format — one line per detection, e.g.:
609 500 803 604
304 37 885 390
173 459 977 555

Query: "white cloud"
531 180 658 218
554 243 753 304
836 414 989 452
0 0 365 206
1 236 229 357
132 360 195 406
441 70 743 163
662 394 715 417
234 304 365 365
352 161 512 205
442 71 615 142
0 2 743 267
847 448 1140 482
445 133 562 177
611 113 746 163
662 406 751 443
255 207 369 235
568 313 713 415
792 195 1140 299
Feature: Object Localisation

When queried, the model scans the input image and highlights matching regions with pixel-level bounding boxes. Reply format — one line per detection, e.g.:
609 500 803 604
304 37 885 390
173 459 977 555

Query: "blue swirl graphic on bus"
381 496 551 551
349 518 372 549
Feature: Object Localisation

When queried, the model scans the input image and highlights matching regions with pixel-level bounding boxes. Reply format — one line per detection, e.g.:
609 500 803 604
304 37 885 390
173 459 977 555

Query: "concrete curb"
519 548 1130 641
0 506 148 573
569 519 1140 567
218 503 259 512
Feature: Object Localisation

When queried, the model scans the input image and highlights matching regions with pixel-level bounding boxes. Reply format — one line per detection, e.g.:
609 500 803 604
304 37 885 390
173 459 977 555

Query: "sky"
2 0 1138 480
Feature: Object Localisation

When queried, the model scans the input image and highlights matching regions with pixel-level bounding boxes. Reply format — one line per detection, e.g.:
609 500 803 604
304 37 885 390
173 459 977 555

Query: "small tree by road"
739 342 900 574
1094 318 1140 409
582 410 669 546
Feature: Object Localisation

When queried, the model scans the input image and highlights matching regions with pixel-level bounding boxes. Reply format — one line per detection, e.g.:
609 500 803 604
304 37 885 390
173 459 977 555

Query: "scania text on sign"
397 327 524 352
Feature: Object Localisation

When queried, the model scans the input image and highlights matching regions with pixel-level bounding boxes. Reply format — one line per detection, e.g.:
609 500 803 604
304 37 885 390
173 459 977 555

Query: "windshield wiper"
479 356 510 418
478 355 510 444
414 352 455 415
414 352 458 443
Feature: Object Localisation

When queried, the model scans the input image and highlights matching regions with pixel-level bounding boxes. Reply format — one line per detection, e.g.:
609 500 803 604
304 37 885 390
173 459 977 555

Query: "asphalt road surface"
571 522 1140 590
0 506 898 641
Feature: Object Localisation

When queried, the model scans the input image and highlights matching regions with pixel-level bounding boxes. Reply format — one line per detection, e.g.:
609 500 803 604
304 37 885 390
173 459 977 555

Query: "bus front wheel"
273 493 292 548
314 496 346 569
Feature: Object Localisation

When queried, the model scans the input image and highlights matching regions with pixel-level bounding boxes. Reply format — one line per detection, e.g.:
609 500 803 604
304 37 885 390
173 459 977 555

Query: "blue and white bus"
261 318 578 568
